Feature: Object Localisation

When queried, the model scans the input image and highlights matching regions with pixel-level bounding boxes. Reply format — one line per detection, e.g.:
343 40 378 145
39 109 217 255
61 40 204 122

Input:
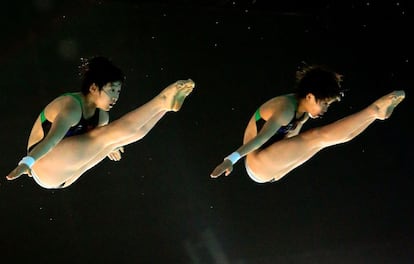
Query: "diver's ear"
89 83 99 94
306 93 316 103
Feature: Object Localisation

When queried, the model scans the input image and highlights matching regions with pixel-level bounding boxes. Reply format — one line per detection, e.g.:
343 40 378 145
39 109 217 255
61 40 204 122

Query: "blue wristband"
18 156 36 168
225 152 241 164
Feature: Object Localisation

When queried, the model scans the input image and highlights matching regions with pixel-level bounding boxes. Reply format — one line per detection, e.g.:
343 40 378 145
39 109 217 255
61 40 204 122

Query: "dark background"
0 0 411 263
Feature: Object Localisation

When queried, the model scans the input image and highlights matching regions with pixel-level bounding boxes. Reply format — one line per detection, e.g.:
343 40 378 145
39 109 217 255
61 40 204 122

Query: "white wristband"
225 152 241 164
18 156 36 168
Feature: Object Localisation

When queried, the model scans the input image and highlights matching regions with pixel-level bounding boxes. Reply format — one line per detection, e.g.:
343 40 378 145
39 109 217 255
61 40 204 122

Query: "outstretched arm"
210 109 295 178
6 98 81 180
210 119 280 178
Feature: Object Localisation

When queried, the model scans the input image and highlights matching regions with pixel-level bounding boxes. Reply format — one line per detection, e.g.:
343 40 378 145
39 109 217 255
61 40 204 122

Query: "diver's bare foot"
374 90 405 120
161 79 195 111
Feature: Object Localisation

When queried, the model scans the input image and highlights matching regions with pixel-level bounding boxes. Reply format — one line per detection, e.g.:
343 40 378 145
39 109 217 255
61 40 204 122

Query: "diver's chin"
100 106 110 112
309 111 325 119
310 113 324 119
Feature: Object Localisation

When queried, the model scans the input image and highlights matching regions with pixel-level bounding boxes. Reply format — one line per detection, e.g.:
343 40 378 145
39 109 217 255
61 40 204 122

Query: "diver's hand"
107 146 124 161
6 164 30 180
210 159 233 178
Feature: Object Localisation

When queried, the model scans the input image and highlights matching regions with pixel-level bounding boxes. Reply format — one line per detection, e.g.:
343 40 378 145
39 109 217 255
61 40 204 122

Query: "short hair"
78 56 125 95
295 64 344 101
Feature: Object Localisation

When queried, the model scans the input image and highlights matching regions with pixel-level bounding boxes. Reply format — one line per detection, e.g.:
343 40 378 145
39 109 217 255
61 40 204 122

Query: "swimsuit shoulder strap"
40 93 83 123
254 108 262 121
40 110 46 123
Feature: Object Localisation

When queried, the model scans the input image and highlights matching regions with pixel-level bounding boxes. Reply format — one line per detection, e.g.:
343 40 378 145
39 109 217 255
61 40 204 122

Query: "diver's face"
100 81 122 111
307 94 337 118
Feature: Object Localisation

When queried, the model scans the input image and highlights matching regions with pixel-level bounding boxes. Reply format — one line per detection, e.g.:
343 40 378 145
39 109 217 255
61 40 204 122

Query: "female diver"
211 65 405 183
6 56 194 189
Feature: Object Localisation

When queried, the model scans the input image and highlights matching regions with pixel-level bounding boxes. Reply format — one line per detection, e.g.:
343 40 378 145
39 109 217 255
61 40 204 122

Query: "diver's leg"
32 80 194 187
62 110 169 188
247 90 405 182
95 79 193 144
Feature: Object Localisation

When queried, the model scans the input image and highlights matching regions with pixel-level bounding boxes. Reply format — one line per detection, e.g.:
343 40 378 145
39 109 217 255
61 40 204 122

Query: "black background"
0 1 411 263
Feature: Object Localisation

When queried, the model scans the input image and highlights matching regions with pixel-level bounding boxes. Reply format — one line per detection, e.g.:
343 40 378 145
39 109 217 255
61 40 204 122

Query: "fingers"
108 154 119 161
6 167 25 180
210 167 223 178
210 170 219 178
6 173 17 180
210 169 231 178
108 149 123 161
210 163 232 178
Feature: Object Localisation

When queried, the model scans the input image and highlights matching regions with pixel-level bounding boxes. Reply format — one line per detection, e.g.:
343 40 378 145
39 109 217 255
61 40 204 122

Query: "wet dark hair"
78 56 125 95
295 64 344 101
